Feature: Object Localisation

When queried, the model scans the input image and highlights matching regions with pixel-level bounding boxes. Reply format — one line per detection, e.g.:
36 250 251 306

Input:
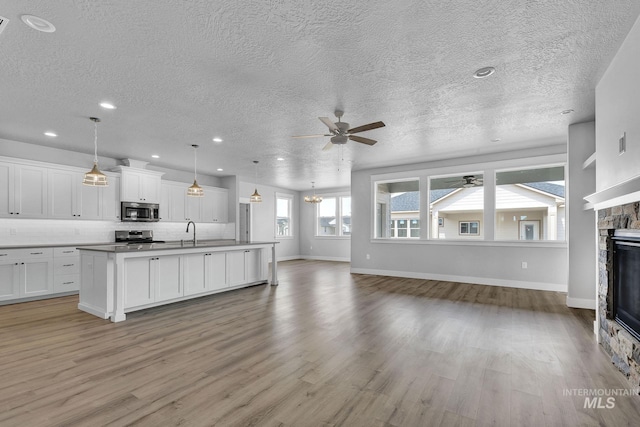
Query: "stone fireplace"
598 202 640 387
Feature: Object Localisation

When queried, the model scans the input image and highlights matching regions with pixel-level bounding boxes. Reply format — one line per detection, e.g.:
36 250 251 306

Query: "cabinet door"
121 171 142 202
48 169 76 218
102 176 121 220
141 174 161 203
209 253 227 290
78 180 102 219
169 185 186 221
14 165 47 218
245 249 262 283
185 194 202 222
0 261 20 301
227 251 246 286
160 184 171 221
183 253 207 295
0 162 15 217
124 257 154 308
212 189 228 223
20 260 53 297
156 255 182 301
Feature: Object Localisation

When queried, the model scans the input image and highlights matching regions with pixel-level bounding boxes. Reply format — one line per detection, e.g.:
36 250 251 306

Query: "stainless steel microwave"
121 202 160 222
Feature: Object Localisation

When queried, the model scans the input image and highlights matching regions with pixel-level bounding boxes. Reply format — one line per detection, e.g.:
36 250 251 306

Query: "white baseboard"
301 255 350 262
276 255 304 262
349 268 567 292
77 302 110 320
566 296 596 310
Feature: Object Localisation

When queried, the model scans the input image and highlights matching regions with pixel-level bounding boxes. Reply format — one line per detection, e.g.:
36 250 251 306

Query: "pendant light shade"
304 182 323 204
82 117 108 186
250 160 262 203
187 144 204 197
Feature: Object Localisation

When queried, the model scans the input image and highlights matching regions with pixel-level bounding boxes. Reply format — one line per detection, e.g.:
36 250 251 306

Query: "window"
375 179 420 238
276 195 292 237
459 221 480 235
316 195 351 237
429 173 484 239
495 166 565 241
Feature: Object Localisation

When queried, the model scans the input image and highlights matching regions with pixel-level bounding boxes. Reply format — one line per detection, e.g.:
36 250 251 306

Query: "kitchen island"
77 240 278 322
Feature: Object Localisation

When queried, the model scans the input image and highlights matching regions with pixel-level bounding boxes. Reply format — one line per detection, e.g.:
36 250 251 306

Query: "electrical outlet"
619 132 626 155
10 228 17 235
366 254 370 260
521 261 528 269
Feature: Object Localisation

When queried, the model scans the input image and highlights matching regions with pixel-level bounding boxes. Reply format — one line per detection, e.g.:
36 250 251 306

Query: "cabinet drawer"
54 258 80 274
54 274 80 292
54 247 79 257
0 248 53 260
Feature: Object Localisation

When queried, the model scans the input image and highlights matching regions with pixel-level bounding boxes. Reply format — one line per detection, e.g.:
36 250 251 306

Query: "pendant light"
249 160 262 203
187 144 204 197
304 182 323 204
82 117 108 186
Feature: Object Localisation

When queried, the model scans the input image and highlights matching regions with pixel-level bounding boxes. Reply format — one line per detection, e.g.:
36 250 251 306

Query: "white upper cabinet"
117 167 163 203
161 181 228 223
48 168 118 220
0 161 47 218
101 174 121 220
202 186 228 223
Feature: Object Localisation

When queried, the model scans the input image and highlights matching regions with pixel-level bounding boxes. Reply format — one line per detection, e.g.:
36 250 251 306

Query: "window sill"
370 238 567 248
275 236 294 240
314 236 351 240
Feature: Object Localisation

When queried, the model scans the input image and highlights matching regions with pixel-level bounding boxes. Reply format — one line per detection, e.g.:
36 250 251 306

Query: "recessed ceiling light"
276 157 284 161
151 154 160 159
44 131 57 137
561 109 574 115
212 137 223 143
490 138 501 142
100 102 117 110
21 15 55 33
473 66 496 79
217 168 223 172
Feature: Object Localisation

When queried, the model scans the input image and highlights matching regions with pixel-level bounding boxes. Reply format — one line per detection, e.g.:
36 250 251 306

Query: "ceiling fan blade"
292 134 332 139
319 117 339 133
347 121 385 134
322 141 334 151
349 135 377 146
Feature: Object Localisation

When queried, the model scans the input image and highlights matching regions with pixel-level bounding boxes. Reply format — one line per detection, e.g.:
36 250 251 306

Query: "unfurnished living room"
2 1 640 426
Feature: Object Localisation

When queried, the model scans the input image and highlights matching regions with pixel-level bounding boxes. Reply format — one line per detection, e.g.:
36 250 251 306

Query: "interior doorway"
239 202 251 241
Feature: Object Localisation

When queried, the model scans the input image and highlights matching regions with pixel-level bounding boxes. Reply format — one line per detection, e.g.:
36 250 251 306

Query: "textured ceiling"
0 1 639 190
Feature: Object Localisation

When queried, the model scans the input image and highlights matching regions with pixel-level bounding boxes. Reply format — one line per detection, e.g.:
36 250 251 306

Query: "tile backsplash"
0 219 235 246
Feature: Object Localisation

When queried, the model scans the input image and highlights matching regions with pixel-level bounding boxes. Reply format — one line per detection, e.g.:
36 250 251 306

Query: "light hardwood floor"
1 260 639 426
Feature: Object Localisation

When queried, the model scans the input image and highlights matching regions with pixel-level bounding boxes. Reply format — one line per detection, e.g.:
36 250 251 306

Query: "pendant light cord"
193 146 197 181
93 120 99 163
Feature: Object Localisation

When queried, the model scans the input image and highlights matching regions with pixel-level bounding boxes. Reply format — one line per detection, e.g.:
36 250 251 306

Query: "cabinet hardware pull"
63 264 74 267
63 251 74 253
15 263 19 265
30 252 43 255
0 254 7 256
21 262 25 265
62 282 74 285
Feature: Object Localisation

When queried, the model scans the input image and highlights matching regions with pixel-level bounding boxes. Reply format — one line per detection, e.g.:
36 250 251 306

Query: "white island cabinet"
78 241 278 322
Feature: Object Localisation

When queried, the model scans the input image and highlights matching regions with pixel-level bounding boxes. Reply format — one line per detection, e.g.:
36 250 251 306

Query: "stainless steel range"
115 230 165 244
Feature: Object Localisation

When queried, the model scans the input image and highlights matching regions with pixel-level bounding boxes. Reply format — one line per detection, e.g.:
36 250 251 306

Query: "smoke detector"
0 16 9 36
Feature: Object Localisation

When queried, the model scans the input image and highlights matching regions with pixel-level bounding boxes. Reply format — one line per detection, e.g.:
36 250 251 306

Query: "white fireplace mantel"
584 174 640 210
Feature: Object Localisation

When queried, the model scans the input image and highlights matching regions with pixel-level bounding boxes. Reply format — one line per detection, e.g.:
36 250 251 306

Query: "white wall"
299 187 351 262
567 122 597 309
595 14 640 191
351 145 569 292
239 181 300 260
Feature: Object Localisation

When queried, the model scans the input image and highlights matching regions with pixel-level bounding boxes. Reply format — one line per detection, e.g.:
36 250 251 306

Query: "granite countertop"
0 242 120 250
76 240 278 253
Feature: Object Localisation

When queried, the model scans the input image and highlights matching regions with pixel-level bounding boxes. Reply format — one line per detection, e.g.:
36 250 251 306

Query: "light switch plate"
619 132 626 155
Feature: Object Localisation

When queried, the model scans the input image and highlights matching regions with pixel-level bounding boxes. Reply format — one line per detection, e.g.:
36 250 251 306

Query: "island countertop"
76 240 278 253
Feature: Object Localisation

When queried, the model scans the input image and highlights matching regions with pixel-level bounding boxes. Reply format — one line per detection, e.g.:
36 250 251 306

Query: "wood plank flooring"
1 260 639 426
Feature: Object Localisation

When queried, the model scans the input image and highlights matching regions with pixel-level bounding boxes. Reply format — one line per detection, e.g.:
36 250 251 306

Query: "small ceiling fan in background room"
446 175 484 188
292 110 385 151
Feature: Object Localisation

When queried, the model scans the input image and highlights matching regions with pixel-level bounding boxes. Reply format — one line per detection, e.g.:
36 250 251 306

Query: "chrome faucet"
186 221 196 244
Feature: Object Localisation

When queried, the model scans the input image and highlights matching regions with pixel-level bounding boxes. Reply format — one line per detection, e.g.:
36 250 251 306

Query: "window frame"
314 193 351 238
373 177 421 240
459 220 480 236
275 193 294 239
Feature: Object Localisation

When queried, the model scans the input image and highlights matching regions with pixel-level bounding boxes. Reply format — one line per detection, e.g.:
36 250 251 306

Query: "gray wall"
567 122 597 308
350 145 569 291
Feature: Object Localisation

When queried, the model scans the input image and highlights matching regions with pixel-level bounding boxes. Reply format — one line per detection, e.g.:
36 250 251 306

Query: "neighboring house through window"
276 194 292 237
316 195 351 237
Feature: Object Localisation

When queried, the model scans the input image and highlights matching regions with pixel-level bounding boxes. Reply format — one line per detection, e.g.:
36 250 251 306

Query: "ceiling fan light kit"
293 109 385 151
82 117 109 187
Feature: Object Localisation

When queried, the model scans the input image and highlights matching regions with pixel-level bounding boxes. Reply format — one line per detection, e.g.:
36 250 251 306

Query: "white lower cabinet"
182 252 227 296
53 247 80 292
0 249 54 301
124 255 182 308
227 249 263 287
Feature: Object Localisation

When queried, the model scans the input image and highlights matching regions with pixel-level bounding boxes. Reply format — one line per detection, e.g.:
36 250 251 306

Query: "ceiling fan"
292 110 385 151
446 175 484 188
